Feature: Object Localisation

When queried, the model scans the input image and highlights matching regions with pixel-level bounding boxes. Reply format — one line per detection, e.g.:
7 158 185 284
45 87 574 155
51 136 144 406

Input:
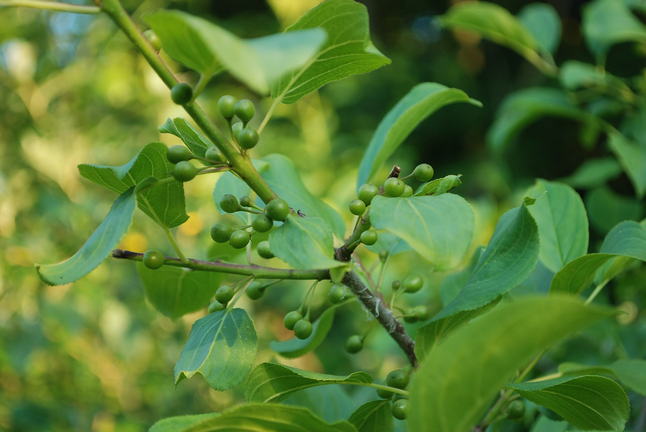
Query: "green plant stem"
0 0 100 13
351 382 408 397
162 227 187 262
335 212 371 261
585 279 609 305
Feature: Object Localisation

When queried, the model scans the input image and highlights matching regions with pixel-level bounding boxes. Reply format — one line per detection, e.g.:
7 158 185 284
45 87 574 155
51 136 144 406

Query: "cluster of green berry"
377 368 411 420
217 95 259 150
206 280 275 312
210 195 290 252
166 142 227 183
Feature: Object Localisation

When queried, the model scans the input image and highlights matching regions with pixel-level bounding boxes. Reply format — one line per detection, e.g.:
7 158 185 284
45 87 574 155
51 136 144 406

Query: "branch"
0 0 100 13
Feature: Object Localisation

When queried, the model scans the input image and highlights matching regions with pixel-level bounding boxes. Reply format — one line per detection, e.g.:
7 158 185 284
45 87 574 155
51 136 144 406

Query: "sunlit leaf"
159 118 212 157
518 3 561 54
583 0 646 60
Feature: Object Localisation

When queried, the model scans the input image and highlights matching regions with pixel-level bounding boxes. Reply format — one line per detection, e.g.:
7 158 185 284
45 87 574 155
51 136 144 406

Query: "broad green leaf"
282 386 355 423
435 204 539 319
608 132 646 197
526 180 588 273
137 264 220 319
531 416 568 432
245 362 371 403
583 0 646 60
561 158 622 189
159 118 212 157
269 215 342 269
357 83 480 187
79 142 188 227
441 2 554 73
149 414 219 432
559 359 646 395
586 187 643 233
365 232 411 257
559 61 623 90
414 174 462 196
439 247 483 305
146 11 327 94
488 88 591 154
407 295 612 432
37 189 136 285
149 403 357 432
272 0 390 104
175 308 257 391
508 375 629 431
518 3 561 54
348 400 393 432
550 220 646 293
370 194 475 270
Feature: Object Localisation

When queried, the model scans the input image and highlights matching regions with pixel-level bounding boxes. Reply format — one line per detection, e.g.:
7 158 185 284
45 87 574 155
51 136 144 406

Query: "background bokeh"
1 0 645 431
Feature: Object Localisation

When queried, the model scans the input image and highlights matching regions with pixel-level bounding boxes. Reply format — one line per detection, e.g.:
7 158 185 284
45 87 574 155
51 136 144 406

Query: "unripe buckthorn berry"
328 284 347 304
142 249 164 269
412 305 430 321
237 128 259 149
383 177 405 197
506 400 525 420
403 275 423 293
172 161 198 182
232 121 243 136
294 319 312 339
404 313 419 323
205 147 225 163
391 280 401 291
143 29 162 50
215 285 234 304
246 282 266 300
208 299 226 313
239 196 253 207
217 95 237 119
210 223 233 243
391 399 408 420
171 83 193 105
360 230 378 245
252 215 273 233
220 194 240 213
386 369 409 389
402 184 414 197
345 335 363 354
257 241 274 259
167 145 192 164
283 311 302 330
413 163 434 182
349 199 366 216
265 199 290 221
229 230 250 249
358 184 378 205
234 99 255 123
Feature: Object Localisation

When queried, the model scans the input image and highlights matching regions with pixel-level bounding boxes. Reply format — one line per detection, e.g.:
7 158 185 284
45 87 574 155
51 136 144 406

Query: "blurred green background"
1 0 645 431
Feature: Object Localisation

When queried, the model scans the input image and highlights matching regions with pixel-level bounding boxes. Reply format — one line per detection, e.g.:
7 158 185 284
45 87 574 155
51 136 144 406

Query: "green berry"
403 275 423 293
207 299 226 313
403 313 419 323
328 284 347 304
383 177 405 197
391 280 401 291
246 282 266 300
391 399 408 420
172 161 198 182
402 184 414 197
265 199 290 221
412 305 430 321
377 387 392 399
239 196 253 207
252 214 273 232
217 95 237 119
205 146 225 163
170 83 193 105
215 285 234 304
167 145 192 164
345 335 363 354
257 241 274 259
231 121 244 136
386 369 409 389
142 249 164 269
294 319 312 339
349 199 366 216
143 29 162 50
234 99 255 123
283 311 302 330
412 163 434 182
360 230 378 245
210 223 233 243
220 194 240 213
506 400 525 420
237 128 259 149
358 184 379 205
229 230 250 249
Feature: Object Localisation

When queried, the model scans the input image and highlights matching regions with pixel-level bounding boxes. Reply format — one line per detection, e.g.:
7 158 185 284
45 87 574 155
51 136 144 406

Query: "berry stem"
163 227 187 263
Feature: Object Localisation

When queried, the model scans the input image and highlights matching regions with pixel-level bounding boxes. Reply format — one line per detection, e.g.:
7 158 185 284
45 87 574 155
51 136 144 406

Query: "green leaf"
508 375 629 431
37 189 136 285
586 187 643 233
530 416 568 432
174 308 257 391
149 414 220 432
272 0 390 104
245 362 371 403
583 0 646 60
149 404 357 432
146 11 327 94
488 88 592 154
525 180 588 273
518 3 561 54
435 204 539 319
550 220 646 293
137 264 220 319
357 83 480 187
561 158 622 189
269 215 342 269
559 61 621 90
348 400 393 432
609 132 646 197
414 174 463 196
407 295 612 432
282 386 355 424
370 194 475 270
559 358 646 395
159 118 212 157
